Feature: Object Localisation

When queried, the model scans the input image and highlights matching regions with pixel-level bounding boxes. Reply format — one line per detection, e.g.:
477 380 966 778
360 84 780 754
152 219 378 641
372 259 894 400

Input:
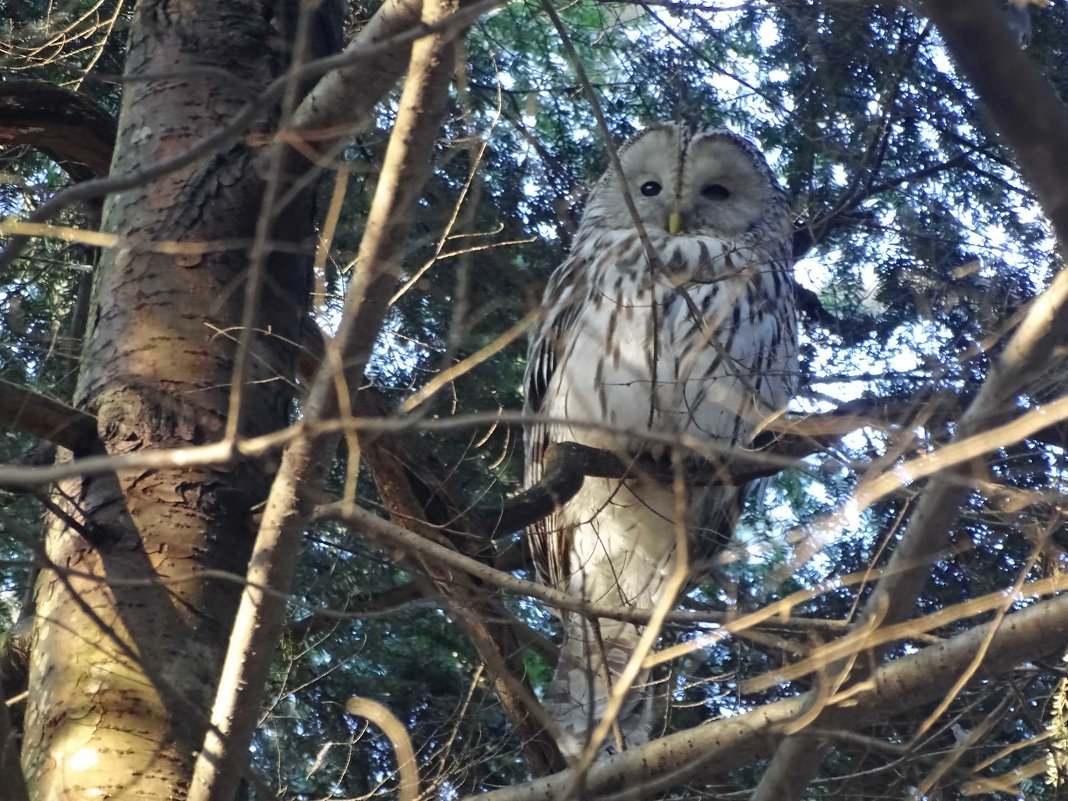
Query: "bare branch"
318 501 864 631
345 698 420 801
0 0 504 272
187 1 467 797
352 391 565 774
867 0 1068 657
754 0 1068 794
467 588 1068 801
0 378 99 457
0 80 116 182
292 0 421 135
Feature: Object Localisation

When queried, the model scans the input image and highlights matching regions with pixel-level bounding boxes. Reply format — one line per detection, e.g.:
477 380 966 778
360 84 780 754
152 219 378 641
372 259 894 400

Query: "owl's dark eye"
702 183 731 200
639 181 662 197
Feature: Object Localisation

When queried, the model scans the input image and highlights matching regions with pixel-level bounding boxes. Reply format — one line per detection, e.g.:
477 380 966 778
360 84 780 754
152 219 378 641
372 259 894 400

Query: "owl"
523 122 799 758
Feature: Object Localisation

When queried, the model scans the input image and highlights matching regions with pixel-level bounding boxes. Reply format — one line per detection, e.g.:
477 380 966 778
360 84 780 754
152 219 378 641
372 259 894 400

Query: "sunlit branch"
754 0 1068 795
187 0 471 796
0 0 507 272
345 698 420 801
468 587 1068 801
738 572 1068 692
0 378 99 456
318 500 984 634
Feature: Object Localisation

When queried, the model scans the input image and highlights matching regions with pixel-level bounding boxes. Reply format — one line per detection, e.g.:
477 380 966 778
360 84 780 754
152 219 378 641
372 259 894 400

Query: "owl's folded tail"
545 613 659 759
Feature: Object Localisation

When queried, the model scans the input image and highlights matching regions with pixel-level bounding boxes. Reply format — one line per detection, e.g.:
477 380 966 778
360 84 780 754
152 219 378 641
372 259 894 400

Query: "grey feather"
523 123 800 757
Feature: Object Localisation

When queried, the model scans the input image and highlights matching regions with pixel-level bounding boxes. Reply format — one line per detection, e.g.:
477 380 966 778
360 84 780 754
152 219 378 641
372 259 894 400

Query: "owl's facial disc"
619 128 756 236
681 134 774 236
592 124 785 240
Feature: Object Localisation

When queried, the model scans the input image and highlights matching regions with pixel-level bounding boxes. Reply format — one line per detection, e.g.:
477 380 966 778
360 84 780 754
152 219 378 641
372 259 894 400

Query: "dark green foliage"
4 0 1068 797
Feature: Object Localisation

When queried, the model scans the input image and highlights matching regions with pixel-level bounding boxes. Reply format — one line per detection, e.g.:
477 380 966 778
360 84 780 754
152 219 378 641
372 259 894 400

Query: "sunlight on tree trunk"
4 0 1068 797
20 1 310 796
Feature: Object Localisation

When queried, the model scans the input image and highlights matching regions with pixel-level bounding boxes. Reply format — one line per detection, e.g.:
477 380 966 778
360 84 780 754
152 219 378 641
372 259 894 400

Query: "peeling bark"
20 2 319 797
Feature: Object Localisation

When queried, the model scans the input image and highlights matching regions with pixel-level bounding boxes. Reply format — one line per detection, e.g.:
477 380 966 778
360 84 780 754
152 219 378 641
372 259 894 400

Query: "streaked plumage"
523 123 799 757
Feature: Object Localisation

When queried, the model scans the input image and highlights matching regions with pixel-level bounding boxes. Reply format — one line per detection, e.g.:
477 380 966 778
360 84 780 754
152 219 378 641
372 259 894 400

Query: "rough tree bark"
20 2 321 796
0 81 116 182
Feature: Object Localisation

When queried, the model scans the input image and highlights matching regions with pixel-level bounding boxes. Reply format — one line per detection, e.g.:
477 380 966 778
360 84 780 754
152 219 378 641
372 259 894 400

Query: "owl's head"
583 123 789 240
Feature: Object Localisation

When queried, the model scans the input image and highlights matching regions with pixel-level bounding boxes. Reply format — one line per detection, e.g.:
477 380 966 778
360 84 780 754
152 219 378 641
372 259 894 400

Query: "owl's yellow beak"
668 211 683 235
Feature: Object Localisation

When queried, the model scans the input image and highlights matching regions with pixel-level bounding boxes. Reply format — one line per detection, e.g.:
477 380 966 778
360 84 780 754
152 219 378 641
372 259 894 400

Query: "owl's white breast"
541 228 795 456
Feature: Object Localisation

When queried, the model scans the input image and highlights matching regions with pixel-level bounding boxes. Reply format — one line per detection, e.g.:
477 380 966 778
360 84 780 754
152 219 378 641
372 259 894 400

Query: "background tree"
2 0 1068 799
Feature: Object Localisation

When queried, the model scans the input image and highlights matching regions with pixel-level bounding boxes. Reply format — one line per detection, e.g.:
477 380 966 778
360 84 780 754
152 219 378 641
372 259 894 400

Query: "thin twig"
0 0 507 272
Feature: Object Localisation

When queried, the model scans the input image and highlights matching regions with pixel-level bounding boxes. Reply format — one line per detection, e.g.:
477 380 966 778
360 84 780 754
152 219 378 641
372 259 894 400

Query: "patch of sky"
366 308 438 387
536 222 559 241
793 254 827 294
758 16 779 47
367 2 1060 593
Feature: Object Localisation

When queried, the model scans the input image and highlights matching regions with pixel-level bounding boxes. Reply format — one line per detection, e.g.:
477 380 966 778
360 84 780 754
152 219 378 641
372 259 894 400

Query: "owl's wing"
523 253 589 586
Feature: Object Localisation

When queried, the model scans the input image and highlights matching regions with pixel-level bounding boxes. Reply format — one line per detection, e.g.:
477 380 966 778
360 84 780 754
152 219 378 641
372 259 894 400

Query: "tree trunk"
20 1 316 797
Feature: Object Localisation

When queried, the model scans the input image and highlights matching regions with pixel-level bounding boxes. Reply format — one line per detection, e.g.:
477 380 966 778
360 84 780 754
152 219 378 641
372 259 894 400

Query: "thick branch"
754 1 1068 796
484 440 800 535
0 379 100 456
292 0 421 135
921 0 1068 239
0 81 116 183
487 395 922 535
468 588 1068 801
187 3 466 799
